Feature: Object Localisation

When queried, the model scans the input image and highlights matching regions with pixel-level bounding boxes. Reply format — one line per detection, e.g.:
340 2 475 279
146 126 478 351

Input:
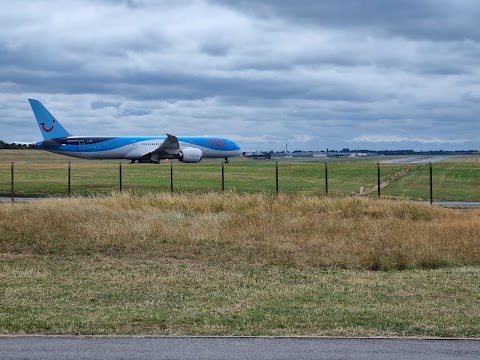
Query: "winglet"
29 99 71 140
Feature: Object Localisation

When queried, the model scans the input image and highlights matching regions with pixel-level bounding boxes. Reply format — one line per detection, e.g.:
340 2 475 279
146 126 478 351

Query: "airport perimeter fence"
2 158 480 203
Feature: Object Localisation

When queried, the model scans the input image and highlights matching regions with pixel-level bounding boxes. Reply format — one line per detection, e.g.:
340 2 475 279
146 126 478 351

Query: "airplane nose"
227 140 241 152
233 144 242 156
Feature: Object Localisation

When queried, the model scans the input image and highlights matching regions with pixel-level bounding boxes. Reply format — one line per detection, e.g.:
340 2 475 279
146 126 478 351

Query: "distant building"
243 152 272 160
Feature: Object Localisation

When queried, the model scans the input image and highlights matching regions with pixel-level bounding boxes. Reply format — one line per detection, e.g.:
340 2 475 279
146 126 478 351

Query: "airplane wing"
140 134 181 161
157 134 180 153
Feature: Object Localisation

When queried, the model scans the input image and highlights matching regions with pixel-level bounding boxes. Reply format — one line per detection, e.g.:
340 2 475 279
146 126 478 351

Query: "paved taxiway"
0 337 479 360
3 197 480 207
0 197 49 202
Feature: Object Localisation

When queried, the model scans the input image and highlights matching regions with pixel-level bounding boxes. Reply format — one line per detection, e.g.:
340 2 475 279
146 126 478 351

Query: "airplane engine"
178 148 203 163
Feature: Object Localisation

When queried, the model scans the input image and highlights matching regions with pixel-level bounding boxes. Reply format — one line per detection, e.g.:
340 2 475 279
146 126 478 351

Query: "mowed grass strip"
1 255 478 336
0 150 438 198
1 193 479 336
5 150 480 200
382 161 480 201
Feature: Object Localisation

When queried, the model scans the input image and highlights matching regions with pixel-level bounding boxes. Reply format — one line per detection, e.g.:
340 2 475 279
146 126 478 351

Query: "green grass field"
382 160 480 201
1 150 479 200
1 255 478 336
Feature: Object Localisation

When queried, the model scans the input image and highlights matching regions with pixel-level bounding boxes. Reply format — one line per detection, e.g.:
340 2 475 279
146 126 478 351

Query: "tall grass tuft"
1 193 479 270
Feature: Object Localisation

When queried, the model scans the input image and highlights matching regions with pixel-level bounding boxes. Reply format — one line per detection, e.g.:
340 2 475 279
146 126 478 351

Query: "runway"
379 155 458 164
3 197 480 208
0 197 51 202
0 337 478 360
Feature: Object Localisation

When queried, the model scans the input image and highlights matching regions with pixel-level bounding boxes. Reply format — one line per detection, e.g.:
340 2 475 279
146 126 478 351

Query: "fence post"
170 162 173 193
325 161 328 196
119 161 122 192
377 162 381 198
429 162 433 205
68 161 71 197
276 161 279 194
221 161 225 192
11 161 14 203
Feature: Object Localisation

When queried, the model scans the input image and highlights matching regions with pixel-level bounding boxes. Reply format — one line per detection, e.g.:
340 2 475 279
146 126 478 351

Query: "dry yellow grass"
1 193 479 336
1 192 479 270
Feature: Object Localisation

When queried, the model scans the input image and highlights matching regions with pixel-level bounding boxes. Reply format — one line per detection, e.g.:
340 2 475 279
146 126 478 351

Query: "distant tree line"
379 149 479 155
0 140 29 149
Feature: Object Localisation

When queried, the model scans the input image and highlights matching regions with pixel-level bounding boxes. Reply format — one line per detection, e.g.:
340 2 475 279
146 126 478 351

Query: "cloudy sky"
1 0 479 151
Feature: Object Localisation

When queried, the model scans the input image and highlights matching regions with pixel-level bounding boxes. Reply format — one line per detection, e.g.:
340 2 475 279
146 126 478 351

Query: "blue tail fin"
29 99 71 140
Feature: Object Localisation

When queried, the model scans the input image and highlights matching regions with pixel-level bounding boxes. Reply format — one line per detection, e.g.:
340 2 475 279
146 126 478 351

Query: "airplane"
28 99 242 163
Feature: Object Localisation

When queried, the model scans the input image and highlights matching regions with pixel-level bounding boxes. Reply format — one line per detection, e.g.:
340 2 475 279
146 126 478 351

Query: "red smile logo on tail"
40 119 56 132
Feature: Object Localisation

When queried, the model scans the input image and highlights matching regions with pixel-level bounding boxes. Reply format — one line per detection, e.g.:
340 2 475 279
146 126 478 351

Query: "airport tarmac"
0 336 479 360
379 155 459 164
0 197 58 203
3 197 480 207
429 201 480 208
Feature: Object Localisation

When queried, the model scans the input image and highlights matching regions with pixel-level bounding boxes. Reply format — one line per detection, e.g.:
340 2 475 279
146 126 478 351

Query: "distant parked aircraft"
28 99 242 163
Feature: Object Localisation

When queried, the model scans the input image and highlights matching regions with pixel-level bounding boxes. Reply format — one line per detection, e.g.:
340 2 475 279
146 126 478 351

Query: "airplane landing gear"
224 157 229 164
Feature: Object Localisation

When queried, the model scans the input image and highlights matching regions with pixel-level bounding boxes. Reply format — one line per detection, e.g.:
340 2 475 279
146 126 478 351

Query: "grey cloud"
462 93 480 103
91 101 122 110
213 0 480 41
103 0 144 9
200 42 230 57
0 0 479 151
119 108 151 117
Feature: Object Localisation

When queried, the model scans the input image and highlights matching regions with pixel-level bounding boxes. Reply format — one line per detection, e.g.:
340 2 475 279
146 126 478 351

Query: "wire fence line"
1 159 479 203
